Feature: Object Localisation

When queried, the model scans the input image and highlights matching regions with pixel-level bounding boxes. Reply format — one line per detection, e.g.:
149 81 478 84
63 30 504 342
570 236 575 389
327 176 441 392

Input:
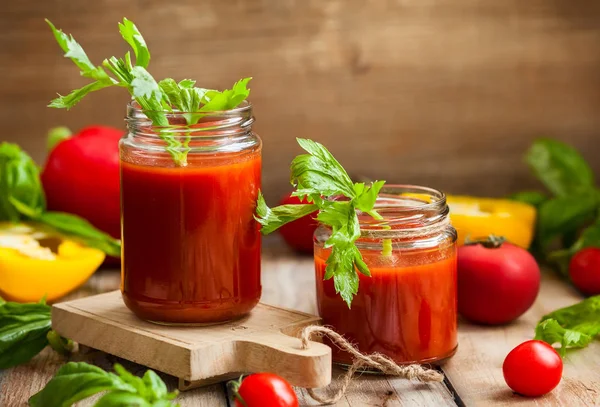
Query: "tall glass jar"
119 102 262 325
314 185 457 365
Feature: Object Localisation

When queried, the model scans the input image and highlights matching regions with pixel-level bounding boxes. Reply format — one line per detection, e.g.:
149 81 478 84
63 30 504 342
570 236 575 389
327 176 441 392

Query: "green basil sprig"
512 138 600 271
0 142 120 257
0 298 72 369
29 362 179 407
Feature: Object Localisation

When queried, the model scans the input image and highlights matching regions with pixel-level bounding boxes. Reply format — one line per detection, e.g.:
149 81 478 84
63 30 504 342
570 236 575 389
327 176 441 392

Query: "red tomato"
233 373 298 407
569 247 600 296
277 194 317 254
41 125 122 239
457 239 540 324
503 340 562 397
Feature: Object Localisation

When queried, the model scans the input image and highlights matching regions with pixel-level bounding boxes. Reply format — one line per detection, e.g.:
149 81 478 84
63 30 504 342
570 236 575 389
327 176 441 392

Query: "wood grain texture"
51 291 332 389
0 348 227 407
2 0 600 202
443 272 600 406
1 240 599 406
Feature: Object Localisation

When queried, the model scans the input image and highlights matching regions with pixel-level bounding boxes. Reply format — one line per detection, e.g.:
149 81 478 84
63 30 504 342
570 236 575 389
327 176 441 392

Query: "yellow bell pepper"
446 196 536 249
0 222 105 302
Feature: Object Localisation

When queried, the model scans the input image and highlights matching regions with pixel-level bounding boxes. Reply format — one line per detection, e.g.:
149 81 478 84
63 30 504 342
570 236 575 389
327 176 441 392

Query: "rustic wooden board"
3 1 600 202
51 291 332 391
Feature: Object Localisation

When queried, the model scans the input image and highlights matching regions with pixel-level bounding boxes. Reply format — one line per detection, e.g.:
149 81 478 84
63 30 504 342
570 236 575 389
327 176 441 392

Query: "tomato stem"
464 234 506 249
229 375 248 407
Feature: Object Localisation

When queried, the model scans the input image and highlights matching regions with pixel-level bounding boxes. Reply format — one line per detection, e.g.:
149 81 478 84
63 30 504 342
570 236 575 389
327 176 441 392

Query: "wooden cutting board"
51 291 332 391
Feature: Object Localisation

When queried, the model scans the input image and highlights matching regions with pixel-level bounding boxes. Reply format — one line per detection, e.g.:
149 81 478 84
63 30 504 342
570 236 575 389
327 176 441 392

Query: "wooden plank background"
1 0 600 202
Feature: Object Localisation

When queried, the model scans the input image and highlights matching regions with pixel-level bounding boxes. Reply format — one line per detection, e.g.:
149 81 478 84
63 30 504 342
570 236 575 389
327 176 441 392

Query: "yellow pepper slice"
446 196 536 249
0 222 105 302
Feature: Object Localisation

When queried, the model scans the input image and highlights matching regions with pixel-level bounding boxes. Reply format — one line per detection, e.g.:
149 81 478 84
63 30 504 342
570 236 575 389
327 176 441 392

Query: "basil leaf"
29 362 135 407
30 362 179 407
536 191 599 249
94 392 152 407
507 190 547 208
0 301 51 369
0 143 46 221
534 318 592 357
526 138 594 197
36 212 121 257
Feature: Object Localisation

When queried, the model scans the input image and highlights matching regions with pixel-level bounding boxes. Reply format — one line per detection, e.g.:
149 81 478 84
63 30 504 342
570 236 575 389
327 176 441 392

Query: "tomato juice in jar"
314 185 457 365
120 102 261 324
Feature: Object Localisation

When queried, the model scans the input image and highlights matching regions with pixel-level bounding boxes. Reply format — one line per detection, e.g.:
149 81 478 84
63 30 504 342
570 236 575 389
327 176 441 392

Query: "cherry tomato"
457 238 540 324
277 194 317 254
503 340 562 397
569 247 600 296
233 373 298 407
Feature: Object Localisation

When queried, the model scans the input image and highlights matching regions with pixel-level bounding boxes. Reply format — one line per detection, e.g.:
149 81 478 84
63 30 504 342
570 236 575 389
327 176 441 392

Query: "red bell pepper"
41 125 122 243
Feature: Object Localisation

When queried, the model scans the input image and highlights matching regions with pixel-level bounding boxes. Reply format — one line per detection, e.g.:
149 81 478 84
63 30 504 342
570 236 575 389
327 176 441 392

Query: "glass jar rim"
125 100 254 139
127 100 253 116
357 184 449 230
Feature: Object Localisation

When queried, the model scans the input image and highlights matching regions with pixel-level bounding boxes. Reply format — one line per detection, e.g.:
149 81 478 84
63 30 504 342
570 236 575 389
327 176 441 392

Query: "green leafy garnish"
0 142 120 256
0 298 72 369
47 18 252 166
534 296 600 356
525 138 595 197
534 319 592 357
255 138 386 307
29 362 179 407
514 138 600 269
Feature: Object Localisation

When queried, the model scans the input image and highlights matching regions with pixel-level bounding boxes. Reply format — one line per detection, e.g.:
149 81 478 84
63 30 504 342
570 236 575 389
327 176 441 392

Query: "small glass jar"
119 102 262 325
314 185 457 365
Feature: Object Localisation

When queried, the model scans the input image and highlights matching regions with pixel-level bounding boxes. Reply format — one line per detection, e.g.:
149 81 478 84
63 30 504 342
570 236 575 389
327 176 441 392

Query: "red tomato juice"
120 151 262 324
315 246 457 364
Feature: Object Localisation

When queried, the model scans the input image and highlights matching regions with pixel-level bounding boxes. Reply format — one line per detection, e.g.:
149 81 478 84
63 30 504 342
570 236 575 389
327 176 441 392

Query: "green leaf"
29 362 135 407
131 66 162 101
354 180 386 213
254 191 317 235
30 362 178 407
49 81 114 110
291 138 355 199
508 190 547 207
200 77 252 112
0 300 51 369
526 138 594 197
45 19 109 81
255 139 385 306
534 318 592 357
327 245 360 307
548 217 600 275
36 211 121 257
118 18 150 68
94 392 152 407
540 295 600 337
0 143 46 222
178 79 195 89
536 190 599 249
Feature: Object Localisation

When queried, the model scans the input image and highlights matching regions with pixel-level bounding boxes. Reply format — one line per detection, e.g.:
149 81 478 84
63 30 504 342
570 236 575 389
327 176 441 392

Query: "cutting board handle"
236 330 332 388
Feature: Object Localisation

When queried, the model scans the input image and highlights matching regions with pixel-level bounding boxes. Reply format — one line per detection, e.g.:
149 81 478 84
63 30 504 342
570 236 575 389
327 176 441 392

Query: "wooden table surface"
1 238 599 406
